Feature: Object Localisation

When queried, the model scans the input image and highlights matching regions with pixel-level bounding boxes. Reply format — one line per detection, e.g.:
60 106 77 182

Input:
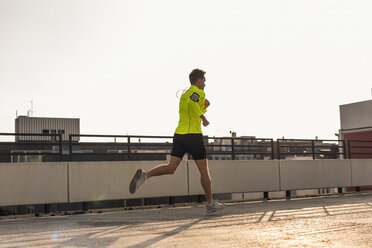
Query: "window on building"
42 130 49 134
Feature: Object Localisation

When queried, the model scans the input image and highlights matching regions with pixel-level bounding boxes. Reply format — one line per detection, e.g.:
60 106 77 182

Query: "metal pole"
127 137 131 161
342 140 346 159
311 140 315 160
271 139 275 160
69 135 72 162
277 140 281 160
347 140 351 159
58 134 63 161
231 138 235 160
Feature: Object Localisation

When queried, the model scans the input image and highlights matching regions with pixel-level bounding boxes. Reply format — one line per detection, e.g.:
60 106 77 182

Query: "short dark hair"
189 69 206 85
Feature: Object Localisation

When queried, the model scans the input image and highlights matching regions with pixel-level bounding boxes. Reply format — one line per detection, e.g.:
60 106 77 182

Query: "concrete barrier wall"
279 160 352 190
68 161 188 203
351 159 372 186
0 162 68 206
2 159 372 207
188 160 280 195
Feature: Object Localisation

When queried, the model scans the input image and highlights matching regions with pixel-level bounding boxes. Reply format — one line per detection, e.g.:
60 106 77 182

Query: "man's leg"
194 158 213 204
147 156 182 179
129 156 182 194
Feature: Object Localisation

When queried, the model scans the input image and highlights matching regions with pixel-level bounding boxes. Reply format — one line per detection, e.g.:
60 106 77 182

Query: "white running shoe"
129 169 147 194
206 200 225 214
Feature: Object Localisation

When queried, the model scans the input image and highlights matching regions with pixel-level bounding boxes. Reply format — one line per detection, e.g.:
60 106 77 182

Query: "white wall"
351 159 372 186
1 159 372 207
340 99 372 132
0 162 68 206
279 160 352 190
68 161 188 203
188 160 280 195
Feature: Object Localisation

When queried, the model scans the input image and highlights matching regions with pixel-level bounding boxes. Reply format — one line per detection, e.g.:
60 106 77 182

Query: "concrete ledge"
68 161 188 202
2 159 371 207
188 160 280 195
0 162 68 206
351 159 372 187
279 160 352 190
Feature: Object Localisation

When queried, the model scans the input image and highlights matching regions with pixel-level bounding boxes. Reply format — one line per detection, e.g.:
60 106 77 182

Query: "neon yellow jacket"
175 85 207 134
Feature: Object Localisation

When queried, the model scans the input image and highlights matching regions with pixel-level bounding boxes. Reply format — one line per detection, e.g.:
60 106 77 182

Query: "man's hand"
201 115 210 127
202 119 210 127
204 99 210 109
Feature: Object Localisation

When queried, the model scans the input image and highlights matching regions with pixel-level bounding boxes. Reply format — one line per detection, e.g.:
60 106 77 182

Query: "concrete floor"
1 192 372 248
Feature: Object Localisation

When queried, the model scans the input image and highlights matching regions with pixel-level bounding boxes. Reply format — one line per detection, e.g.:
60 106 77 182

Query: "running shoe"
129 169 147 194
206 200 225 214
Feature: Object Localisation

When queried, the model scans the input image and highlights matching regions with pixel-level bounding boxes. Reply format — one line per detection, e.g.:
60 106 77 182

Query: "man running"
129 68 225 213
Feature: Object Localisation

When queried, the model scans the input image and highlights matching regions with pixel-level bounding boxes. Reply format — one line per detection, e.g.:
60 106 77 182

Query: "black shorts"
171 134 206 160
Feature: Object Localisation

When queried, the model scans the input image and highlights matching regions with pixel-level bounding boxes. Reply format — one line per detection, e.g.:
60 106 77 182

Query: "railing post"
347 140 351 159
58 133 63 161
127 137 131 161
311 140 315 160
44 204 50 214
69 135 73 162
231 138 235 160
83 202 88 212
342 140 346 159
271 139 275 160
277 140 281 160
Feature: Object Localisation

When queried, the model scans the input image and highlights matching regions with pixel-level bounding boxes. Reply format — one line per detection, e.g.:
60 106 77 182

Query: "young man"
129 69 225 213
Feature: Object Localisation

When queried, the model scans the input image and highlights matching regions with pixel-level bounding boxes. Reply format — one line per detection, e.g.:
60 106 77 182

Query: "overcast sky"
1 0 371 141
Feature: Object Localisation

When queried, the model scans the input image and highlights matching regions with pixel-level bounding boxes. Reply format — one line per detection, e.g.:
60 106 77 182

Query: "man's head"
189 68 206 90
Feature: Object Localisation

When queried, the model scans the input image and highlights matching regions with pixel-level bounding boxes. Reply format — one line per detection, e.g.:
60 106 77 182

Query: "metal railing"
0 133 63 162
276 139 345 160
68 134 274 161
68 134 174 162
1 132 372 163
205 137 274 160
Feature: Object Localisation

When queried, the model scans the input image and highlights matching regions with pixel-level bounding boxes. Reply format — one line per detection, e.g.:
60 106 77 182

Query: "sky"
0 0 371 141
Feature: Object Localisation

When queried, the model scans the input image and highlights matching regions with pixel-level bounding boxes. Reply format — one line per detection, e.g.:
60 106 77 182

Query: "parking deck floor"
1 192 372 247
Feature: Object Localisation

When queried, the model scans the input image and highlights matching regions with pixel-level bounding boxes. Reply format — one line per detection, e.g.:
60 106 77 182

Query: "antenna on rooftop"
27 100 35 117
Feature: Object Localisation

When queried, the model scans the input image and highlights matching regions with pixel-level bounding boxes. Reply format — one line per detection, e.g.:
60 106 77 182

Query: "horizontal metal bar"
206 152 272 155
211 137 273 141
205 144 272 148
278 139 343 142
1 152 59 156
75 142 173 146
0 133 60 137
71 134 272 141
70 152 171 156
278 152 343 155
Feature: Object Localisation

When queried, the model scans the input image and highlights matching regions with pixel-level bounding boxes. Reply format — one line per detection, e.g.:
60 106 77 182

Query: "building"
15 116 80 142
339 99 372 159
208 133 273 160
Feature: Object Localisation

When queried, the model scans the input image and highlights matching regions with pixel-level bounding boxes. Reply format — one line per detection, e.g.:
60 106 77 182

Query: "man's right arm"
201 114 209 127
204 99 210 109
